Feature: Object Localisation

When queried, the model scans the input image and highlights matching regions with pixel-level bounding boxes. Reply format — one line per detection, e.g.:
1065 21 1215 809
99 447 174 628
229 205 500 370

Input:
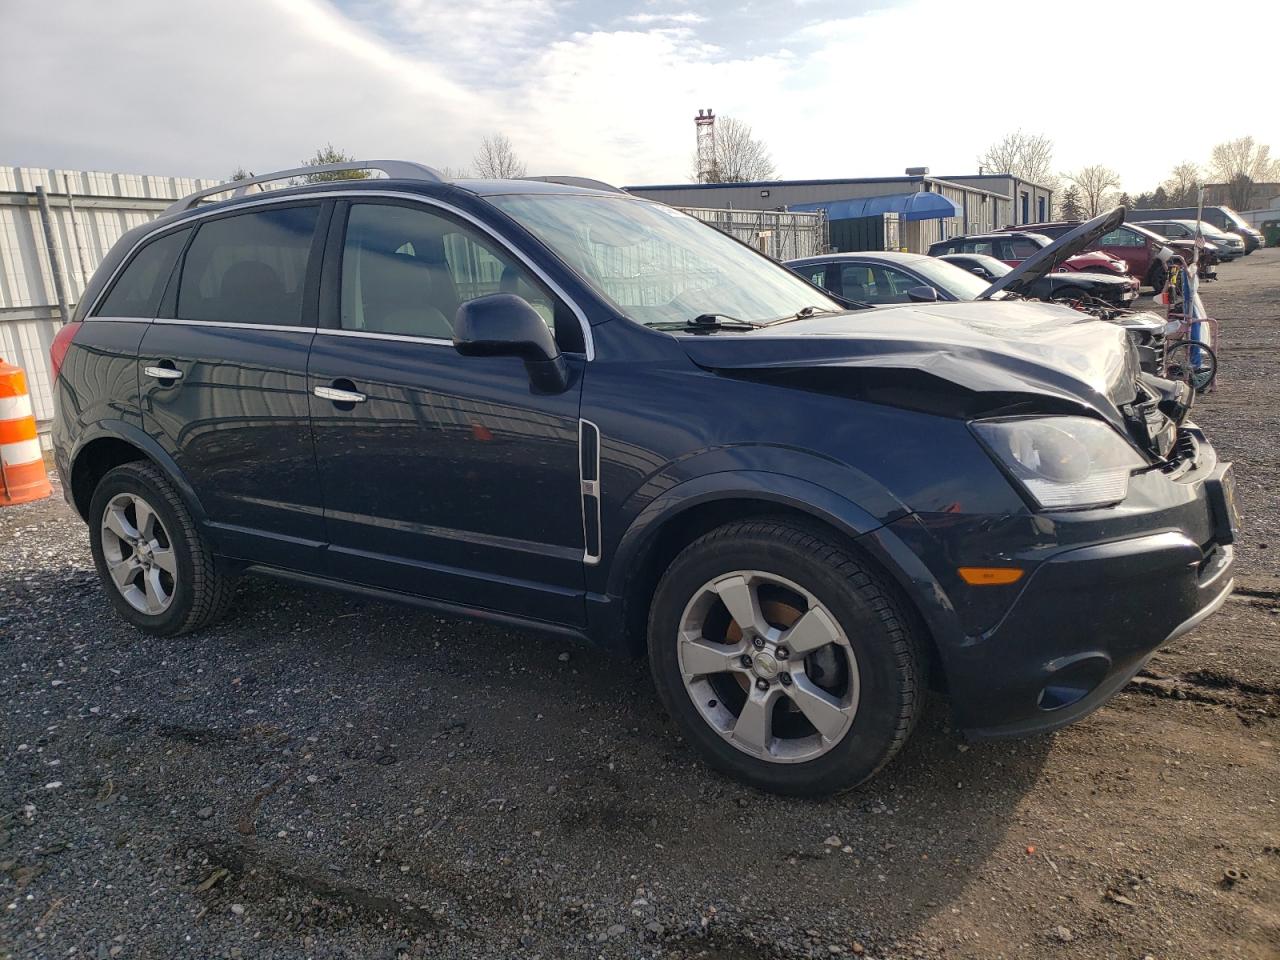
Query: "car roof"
939 252 1006 265
159 171 634 228
788 251 932 266
943 231 1052 243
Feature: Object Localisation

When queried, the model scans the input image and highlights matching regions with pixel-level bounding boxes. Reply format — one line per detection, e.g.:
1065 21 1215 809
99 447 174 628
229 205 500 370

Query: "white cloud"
625 11 708 24
0 0 1275 193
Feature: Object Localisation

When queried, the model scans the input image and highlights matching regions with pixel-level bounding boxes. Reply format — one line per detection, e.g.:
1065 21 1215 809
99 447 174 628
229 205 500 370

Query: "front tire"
647 519 925 796
88 461 236 636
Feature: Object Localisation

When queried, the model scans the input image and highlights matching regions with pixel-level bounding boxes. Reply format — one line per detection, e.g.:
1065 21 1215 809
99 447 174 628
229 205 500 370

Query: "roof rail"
164 160 447 214
521 175 627 195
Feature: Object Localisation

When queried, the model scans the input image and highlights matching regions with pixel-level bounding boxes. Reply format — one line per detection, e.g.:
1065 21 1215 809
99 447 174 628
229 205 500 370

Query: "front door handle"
314 385 367 404
144 365 183 381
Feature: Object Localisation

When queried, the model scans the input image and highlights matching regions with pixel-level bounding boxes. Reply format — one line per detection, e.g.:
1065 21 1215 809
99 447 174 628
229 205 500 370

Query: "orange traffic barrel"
0 359 52 505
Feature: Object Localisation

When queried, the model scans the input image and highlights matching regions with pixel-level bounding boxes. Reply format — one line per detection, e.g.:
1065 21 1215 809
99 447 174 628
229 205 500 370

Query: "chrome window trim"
85 189 595 359
152 317 314 334
315 328 452 347
83 315 153 324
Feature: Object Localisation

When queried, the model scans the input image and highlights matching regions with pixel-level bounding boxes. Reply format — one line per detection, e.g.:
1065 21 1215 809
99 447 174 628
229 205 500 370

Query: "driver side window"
339 202 583 351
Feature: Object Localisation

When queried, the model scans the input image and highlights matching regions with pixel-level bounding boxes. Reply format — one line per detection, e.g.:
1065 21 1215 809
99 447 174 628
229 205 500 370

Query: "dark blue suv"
50 162 1238 795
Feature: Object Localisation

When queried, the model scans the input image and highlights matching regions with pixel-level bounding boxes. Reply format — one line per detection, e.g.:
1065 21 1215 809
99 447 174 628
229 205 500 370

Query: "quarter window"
95 229 190 318
176 205 320 326
339 202 580 350
795 263 829 288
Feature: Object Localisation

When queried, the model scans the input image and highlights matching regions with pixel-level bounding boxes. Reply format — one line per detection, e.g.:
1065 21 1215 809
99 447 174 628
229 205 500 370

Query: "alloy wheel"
677 570 860 763
100 492 177 615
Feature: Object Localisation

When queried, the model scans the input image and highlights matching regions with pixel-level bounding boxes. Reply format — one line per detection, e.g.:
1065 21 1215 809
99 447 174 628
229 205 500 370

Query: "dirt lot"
2 252 1278 960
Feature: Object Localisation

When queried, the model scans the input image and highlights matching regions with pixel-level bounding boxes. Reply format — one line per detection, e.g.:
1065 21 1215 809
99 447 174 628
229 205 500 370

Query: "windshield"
1182 221 1230 239
1219 207 1250 230
488 194 843 326
904 257 993 300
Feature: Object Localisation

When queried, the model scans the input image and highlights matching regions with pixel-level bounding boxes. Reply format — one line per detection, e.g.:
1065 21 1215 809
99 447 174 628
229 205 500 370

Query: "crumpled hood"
678 299 1139 431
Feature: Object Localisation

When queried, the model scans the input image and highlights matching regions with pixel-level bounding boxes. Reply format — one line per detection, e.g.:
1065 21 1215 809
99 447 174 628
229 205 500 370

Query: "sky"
2 0 1275 192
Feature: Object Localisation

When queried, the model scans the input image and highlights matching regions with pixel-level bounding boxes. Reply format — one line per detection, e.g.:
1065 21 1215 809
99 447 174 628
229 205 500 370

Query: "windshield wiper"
765 304 852 325
650 313 765 331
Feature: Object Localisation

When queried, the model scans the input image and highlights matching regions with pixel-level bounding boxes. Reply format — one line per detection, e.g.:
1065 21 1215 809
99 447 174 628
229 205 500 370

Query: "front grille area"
1161 428 1200 476
1123 379 1178 460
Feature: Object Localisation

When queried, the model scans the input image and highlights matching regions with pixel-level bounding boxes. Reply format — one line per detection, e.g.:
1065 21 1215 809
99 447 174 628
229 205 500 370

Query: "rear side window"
1006 238 1040 259
176 205 320 325
95 229 190 318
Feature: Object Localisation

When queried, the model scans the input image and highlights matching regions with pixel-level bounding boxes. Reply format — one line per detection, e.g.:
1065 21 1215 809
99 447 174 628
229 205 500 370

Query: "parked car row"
784 246 1165 369
1128 205 1264 252
53 164 1238 797
924 202 1262 297
926 231 1139 290
1140 218 1246 259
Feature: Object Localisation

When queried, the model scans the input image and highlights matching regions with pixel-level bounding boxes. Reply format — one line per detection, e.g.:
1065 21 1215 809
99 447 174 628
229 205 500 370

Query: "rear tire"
647 519 925 796
1146 261 1168 293
88 461 236 636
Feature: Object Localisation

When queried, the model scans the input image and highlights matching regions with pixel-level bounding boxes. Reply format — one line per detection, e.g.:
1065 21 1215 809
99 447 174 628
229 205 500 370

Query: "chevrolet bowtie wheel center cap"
752 650 780 681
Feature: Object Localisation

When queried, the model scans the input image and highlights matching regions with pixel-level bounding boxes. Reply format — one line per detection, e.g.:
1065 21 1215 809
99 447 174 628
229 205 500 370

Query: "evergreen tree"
1059 185 1084 220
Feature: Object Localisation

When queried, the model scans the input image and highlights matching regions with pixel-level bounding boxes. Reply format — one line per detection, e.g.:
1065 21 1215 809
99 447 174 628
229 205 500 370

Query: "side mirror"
453 293 569 393
905 285 939 303
970 267 992 280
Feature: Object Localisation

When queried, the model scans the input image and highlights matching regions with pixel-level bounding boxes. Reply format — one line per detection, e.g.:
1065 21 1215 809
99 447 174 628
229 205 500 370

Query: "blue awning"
789 191 962 222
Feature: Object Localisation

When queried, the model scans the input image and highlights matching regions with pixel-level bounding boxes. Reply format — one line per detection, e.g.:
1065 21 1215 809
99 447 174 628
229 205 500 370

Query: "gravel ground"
2 252 1278 960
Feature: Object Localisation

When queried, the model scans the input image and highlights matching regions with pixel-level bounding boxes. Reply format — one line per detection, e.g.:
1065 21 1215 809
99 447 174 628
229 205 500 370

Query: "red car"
927 231 1138 293
1001 221 1189 291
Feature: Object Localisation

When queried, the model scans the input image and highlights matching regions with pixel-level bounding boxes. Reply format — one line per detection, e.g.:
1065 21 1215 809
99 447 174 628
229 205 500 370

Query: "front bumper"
961 533 1233 738
900 437 1238 738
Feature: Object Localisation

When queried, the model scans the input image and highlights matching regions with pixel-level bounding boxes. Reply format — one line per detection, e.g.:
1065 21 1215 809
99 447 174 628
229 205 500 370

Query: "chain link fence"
676 206 826 261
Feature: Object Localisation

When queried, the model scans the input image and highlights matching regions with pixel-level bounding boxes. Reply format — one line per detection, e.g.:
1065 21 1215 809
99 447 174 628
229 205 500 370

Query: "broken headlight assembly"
971 416 1146 510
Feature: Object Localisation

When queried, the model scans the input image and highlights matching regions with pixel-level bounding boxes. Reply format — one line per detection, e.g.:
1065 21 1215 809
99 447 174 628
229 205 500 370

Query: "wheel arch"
602 472 947 681
69 422 207 525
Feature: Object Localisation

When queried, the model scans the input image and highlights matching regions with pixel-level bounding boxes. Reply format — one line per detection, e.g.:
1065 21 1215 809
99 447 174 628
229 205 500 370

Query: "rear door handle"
144 365 183 381
314 385 367 404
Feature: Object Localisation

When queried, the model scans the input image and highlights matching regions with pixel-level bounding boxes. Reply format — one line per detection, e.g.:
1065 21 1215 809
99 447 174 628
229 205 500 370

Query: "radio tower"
695 108 717 183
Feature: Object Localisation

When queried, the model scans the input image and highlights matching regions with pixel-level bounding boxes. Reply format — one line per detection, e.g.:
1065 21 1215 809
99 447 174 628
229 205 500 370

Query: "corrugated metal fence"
0 167 220 436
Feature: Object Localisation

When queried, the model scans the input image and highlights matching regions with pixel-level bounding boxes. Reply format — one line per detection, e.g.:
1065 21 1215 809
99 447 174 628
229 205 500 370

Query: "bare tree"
1161 161 1202 205
301 144 369 183
438 165 472 179
1063 165 1122 217
229 167 254 182
1208 137 1279 209
977 130 1056 186
690 116 777 183
473 134 527 179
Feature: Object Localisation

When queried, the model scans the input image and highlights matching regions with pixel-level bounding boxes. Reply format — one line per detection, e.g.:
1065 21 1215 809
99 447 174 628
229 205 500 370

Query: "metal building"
0 167 221 439
939 173 1054 227
625 173 1016 254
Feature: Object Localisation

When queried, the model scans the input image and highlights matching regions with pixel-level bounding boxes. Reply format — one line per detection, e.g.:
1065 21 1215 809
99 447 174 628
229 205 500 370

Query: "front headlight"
971 416 1146 510
1113 259 1129 273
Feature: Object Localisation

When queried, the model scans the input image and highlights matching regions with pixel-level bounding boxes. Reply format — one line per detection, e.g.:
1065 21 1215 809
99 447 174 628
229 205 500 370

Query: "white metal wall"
0 167 221 435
